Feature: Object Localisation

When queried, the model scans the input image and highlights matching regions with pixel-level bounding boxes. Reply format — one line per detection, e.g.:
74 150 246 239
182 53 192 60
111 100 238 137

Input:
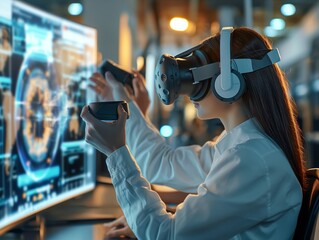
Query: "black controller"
99 60 134 89
88 101 130 121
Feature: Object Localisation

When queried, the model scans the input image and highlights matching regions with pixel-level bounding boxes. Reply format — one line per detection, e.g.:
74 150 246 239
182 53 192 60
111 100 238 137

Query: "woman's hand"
89 69 151 119
131 71 150 116
104 216 136 239
80 104 127 156
89 71 131 102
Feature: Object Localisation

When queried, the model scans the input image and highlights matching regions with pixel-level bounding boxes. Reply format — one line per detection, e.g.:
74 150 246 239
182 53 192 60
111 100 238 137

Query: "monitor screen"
0 0 97 234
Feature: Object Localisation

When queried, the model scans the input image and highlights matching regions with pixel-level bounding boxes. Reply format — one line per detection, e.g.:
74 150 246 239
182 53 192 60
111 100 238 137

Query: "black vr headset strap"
175 45 202 58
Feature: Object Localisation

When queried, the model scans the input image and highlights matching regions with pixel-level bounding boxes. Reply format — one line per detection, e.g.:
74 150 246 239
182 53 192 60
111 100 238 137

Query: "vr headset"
154 27 281 105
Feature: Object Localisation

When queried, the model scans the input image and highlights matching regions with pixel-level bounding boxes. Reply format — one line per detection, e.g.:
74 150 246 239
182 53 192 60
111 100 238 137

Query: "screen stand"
35 215 46 240
20 215 46 240
3 215 47 240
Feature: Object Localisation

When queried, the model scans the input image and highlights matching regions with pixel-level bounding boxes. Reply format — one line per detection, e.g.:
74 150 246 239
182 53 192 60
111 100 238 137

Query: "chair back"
294 168 319 240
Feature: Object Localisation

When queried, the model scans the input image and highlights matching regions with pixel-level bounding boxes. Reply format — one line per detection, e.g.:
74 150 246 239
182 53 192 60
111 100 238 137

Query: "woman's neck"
220 101 250 132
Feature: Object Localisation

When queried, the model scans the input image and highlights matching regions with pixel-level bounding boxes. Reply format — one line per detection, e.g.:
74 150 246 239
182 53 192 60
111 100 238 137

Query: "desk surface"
41 182 123 225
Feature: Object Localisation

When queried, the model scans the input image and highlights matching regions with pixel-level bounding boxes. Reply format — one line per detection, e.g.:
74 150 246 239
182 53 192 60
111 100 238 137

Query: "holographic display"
0 0 97 234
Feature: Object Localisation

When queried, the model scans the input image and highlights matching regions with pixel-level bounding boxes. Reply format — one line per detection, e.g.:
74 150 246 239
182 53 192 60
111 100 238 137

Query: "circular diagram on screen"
15 52 67 181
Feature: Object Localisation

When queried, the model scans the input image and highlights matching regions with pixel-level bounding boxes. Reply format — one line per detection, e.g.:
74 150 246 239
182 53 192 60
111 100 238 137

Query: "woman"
81 27 306 239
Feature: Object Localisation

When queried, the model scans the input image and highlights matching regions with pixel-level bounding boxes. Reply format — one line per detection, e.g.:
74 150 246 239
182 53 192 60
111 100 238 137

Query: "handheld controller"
88 101 130 121
99 60 134 89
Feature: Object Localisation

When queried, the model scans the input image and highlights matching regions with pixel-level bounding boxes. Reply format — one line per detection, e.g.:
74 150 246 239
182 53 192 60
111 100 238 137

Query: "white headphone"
213 27 244 102
191 26 281 102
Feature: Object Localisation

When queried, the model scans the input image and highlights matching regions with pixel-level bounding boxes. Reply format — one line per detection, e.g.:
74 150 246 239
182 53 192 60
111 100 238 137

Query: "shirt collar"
215 118 264 155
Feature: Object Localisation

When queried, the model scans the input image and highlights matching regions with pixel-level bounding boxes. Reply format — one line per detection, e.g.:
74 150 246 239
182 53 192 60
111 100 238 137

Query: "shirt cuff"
105 145 141 186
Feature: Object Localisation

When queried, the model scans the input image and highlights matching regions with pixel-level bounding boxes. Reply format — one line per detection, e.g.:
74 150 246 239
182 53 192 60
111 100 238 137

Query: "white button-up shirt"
106 102 302 240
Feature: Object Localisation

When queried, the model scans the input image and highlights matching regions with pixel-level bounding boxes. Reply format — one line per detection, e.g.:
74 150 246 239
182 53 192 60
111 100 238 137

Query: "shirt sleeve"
125 101 214 193
106 143 301 240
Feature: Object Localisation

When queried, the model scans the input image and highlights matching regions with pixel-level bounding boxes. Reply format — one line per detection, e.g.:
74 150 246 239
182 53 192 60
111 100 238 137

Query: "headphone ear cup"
212 70 246 102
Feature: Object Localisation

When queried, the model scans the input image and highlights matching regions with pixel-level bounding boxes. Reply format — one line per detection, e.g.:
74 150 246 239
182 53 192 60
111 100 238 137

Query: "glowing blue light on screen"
18 166 60 187
160 125 173 138
68 3 83 16
281 4 296 16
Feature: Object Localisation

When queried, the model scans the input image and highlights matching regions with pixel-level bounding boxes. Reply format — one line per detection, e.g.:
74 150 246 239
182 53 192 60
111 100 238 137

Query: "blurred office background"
15 0 319 168
18 0 318 168
4 0 319 239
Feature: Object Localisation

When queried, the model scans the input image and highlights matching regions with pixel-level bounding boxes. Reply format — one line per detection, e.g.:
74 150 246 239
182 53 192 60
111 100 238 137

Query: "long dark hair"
202 27 306 190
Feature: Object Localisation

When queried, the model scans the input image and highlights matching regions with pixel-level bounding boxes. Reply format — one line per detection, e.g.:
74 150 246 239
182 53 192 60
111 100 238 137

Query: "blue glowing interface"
0 0 97 233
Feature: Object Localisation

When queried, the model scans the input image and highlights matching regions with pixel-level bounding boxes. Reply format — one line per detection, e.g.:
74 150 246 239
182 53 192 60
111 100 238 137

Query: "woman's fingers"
104 216 136 239
104 216 124 229
117 104 128 125
132 78 140 96
88 72 115 101
124 84 134 98
80 104 127 156
89 72 107 89
105 226 133 239
88 84 102 95
80 105 97 125
105 71 123 88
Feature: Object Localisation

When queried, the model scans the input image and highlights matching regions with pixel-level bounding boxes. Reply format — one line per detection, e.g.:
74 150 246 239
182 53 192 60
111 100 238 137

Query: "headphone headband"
220 27 233 91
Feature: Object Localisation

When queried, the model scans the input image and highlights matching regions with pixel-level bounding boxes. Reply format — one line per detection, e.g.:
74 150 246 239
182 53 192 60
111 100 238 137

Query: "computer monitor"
0 0 97 235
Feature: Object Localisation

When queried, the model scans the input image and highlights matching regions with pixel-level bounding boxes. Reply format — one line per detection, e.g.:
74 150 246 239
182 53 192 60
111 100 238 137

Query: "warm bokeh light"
169 17 189 32
136 56 144 71
211 21 220 35
119 13 132 69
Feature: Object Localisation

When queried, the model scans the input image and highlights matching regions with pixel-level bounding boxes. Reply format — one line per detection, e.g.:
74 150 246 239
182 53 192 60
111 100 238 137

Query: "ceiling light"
160 125 173 138
169 17 189 32
270 18 286 30
264 26 279 38
68 3 83 16
295 84 308 96
281 4 296 16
